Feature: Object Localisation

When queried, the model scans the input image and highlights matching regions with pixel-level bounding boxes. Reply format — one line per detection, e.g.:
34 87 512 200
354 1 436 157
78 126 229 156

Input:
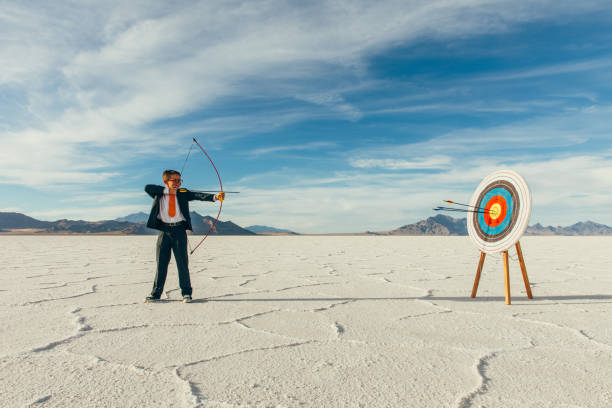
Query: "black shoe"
182 295 192 303
145 295 161 303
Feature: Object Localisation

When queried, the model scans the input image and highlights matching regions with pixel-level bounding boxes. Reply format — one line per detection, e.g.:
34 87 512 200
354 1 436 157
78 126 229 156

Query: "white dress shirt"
157 187 186 223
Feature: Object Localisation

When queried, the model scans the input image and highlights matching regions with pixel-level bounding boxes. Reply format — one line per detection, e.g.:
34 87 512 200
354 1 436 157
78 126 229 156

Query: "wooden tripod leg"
471 252 486 298
503 251 511 305
515 241 533 299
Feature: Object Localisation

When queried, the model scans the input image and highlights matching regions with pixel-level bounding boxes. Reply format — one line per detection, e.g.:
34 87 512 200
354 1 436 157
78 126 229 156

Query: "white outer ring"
467 169 532 253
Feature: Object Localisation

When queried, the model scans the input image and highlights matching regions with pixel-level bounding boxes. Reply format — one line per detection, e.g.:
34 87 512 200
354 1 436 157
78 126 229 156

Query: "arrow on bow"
191 190 240 194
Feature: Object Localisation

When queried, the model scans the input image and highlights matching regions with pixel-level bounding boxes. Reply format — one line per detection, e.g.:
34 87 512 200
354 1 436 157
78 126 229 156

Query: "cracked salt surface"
1 235 611 407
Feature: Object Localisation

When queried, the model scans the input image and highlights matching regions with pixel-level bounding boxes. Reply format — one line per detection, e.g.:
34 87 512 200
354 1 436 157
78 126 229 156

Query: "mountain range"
374 214 612 236
0 212 255 235
112 213 299 234
524 221 612 236
1 212 611 236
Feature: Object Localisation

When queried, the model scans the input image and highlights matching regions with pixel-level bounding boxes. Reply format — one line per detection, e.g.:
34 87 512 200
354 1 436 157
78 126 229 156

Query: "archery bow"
181 137 224 255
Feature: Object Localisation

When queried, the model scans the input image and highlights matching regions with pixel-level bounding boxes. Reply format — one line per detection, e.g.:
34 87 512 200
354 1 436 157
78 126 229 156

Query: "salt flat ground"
1 236 611 408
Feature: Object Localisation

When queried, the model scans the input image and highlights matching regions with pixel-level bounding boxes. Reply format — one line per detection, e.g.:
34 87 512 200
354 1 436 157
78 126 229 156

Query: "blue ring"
477 188 513 235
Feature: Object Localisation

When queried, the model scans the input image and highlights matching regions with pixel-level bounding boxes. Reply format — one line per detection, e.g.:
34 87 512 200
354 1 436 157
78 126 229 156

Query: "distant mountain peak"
0 212 51 229
381 215 467 236
115 212 149 223
246 225 298 235
189 212 255 235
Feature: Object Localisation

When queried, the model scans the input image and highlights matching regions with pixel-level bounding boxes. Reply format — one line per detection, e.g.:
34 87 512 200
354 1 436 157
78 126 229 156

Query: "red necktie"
169 194 176 217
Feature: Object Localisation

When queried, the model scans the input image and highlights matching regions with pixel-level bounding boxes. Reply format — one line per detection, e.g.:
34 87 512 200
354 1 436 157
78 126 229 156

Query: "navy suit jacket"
145 185 215 231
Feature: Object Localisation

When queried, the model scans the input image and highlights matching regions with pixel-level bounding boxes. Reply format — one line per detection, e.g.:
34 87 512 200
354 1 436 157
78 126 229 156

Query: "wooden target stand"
470 241 533 305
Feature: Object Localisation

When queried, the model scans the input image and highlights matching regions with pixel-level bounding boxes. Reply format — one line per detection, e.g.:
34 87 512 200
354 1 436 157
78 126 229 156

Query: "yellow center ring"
489 203 502 220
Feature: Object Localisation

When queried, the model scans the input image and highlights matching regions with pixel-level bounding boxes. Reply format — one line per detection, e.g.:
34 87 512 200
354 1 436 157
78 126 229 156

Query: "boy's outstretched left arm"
185 190 225 202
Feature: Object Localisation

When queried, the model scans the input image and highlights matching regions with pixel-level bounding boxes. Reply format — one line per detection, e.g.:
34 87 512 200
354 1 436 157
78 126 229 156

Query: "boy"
144 169 224 303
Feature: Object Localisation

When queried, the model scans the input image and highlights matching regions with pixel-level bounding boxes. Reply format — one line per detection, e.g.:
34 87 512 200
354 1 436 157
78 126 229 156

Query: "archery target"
467 170 531 253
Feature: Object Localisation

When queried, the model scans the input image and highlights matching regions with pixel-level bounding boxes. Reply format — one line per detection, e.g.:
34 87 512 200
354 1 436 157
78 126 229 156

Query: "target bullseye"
484 196 506 226
488 202 502 220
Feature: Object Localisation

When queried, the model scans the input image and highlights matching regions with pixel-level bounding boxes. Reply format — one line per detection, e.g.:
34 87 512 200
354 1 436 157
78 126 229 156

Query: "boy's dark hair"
162 169 181 182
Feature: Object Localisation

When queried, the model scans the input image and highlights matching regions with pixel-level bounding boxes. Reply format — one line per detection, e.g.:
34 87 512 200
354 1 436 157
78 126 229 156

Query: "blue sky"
2 1 612 233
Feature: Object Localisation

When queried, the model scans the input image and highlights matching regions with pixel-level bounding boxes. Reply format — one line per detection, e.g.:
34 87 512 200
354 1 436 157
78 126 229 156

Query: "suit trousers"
151 225 192 297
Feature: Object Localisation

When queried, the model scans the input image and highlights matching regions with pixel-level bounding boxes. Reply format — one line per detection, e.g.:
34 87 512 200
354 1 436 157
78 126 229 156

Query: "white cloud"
56 191 144 204
476 57 612 82
251 142 337 156
0 207 23 213
296 93 363 121
350 156 452 170
350 106 612 166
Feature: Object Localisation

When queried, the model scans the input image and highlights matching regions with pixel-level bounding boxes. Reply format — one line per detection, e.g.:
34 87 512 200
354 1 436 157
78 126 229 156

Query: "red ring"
483 196 507 227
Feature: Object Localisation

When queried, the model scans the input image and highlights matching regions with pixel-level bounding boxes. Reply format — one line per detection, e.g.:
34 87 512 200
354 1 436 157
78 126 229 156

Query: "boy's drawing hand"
215 192 225 202
169 188 177 195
